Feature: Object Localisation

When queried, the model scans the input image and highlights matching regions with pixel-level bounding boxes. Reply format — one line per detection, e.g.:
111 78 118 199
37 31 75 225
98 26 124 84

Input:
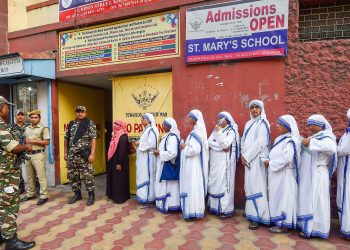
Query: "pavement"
2 174 349 250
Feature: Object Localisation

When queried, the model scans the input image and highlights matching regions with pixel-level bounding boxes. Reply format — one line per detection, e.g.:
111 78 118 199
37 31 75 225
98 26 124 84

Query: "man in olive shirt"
10 109 28 194
64 106 97 206
21 110 50 205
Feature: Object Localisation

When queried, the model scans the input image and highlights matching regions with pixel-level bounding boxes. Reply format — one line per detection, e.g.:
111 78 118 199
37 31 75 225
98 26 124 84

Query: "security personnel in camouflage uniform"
0 96 35 250
10 110 28 194
64 106 97 206
21 110 50 206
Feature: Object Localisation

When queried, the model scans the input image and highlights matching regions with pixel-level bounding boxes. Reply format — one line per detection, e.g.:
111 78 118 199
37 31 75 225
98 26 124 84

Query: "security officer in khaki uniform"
21 110 50 206
0 96 36 249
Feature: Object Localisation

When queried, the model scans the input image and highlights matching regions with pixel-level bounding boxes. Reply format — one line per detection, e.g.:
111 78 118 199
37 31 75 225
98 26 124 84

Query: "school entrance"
112 72 173 193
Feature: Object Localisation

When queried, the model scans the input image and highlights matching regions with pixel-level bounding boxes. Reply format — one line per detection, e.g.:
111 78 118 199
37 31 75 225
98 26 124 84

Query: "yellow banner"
113 72 173 192
59 11 179 71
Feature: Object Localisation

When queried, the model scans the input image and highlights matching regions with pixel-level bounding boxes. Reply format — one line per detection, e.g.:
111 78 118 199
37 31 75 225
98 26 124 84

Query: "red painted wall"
172 59 285 206
285 0 350 138
285 0 350 216
8 31 57 54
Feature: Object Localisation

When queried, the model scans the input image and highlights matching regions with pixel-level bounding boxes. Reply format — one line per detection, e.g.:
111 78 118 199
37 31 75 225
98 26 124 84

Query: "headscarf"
188 109 207 142
277 115 299 138
307 114 336 141
188 109 209 194
242 99 270 144
163 117 180 139
218 111 240 157
307 114 337 177
143 113 159 139
277 115 301 177
107 120 128 161
249 99 267 121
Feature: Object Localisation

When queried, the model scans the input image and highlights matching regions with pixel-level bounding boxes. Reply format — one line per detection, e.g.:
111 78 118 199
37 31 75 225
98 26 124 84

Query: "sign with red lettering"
59 0 162 22
186 0 289 63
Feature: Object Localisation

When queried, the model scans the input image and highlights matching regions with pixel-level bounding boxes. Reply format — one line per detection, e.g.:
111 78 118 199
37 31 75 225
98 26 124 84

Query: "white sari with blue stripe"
268 134 299 229
241 117 271 224
336 128 350 239
155 132 181 213
136 126 158 204
297 131 337 238
180 131 208 219
208 126 238 217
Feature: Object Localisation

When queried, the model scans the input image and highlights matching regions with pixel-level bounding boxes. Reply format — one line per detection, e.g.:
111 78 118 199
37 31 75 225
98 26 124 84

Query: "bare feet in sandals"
249 221 259 230
268 226 289 234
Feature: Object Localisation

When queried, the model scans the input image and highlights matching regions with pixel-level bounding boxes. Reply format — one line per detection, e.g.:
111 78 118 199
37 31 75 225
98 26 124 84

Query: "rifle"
15 135 31 167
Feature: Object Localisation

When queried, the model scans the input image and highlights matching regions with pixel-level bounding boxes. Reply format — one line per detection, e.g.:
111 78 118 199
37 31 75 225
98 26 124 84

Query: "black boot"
87 191 95 206
68 190 82 204
19 177 25 195
5 234 35 250
0 234 4 245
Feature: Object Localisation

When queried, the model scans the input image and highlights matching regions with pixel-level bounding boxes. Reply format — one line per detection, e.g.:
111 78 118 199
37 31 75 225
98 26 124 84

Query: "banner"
59 11 179 71
113 72 172 139
186 0 289 63
59 0 162 22
0 56 24 77
113 72 173 193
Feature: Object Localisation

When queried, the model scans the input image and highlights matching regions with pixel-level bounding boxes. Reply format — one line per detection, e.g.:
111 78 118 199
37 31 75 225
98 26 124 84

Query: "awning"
0 52 56 84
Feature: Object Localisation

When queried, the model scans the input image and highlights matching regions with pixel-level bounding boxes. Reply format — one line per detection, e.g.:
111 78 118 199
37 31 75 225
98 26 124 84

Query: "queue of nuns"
107 99 350 241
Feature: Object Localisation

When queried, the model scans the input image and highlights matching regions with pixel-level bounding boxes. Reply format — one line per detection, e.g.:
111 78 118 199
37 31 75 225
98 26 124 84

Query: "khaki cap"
28 110 41 116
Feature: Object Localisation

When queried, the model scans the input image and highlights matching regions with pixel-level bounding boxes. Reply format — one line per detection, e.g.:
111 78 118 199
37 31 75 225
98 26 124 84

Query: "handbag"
160 134 180 181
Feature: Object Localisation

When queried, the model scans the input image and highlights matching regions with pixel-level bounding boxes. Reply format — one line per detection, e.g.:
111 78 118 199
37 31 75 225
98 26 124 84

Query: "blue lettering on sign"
186 29 288 60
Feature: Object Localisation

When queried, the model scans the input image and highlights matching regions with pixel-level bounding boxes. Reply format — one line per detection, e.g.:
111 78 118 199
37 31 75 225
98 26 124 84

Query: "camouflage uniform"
65 120 96 192
0 118 20 239
10 123 26 141
10 123 28 190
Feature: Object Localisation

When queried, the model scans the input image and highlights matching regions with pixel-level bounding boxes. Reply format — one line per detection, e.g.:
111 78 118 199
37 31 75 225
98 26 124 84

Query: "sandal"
139 204 149 209
268 226 288 234
249 221 259 230
298 232 310 239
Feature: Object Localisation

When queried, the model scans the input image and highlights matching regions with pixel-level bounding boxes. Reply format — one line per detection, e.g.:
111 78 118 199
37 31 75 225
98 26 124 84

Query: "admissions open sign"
59 0 161 22
186 0 289 63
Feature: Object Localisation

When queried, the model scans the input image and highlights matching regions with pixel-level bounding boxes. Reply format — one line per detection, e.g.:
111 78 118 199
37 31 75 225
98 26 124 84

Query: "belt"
28 149 45 154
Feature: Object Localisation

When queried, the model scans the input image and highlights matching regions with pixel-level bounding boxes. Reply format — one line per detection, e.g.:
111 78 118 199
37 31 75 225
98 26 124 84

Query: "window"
299 2 350 42
15 83 38 113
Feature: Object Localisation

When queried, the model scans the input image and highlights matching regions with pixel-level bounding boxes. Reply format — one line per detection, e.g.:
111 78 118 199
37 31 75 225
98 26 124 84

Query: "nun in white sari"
154 117 181 213
179 109 209 220
266 115 300 233
208 111 239 218
336 108 350 240
135 113 159 207
298 114 337 239
241 100 271 229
